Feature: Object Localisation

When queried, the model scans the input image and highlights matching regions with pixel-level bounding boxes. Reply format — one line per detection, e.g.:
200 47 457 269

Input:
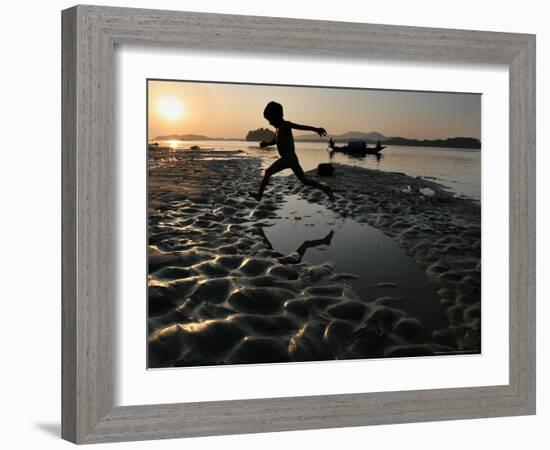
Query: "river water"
153 139 481 200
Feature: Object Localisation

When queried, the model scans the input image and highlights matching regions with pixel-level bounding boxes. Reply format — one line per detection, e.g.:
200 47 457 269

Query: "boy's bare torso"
275 121 296 158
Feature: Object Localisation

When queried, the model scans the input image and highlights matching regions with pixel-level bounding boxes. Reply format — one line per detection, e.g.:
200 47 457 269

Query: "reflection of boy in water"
249 101 335 202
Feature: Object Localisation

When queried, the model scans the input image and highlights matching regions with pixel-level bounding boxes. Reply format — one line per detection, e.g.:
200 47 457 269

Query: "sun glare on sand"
157 96 185 121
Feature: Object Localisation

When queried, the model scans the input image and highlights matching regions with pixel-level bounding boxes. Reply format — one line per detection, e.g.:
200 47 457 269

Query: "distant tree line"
383 136 481 149
245 128 275 142
244 129 480 149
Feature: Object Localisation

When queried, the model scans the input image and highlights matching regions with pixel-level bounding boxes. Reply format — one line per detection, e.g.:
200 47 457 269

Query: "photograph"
146 79 482 368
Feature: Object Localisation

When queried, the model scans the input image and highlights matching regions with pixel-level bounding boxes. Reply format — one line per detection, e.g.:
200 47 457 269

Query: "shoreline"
147 148 481 367
149 142 481 200
150 139 482 151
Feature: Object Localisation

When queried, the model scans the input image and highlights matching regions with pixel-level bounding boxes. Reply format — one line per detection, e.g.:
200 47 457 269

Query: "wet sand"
148 147 481 368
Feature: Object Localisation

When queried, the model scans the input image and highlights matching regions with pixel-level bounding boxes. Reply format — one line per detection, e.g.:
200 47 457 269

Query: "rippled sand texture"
148 148 480 368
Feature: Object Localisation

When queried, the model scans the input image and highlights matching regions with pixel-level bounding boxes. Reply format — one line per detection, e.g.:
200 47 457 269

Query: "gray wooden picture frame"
61 5 536 444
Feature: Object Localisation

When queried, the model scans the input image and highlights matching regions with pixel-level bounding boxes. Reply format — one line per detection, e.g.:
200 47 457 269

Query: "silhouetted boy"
249 101 335 202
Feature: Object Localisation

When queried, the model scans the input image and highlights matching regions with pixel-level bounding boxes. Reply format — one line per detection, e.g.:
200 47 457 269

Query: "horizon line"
149 132 482 142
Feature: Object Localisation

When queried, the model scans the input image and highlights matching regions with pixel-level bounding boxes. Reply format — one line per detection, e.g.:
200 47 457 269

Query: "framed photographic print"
62 5 536 444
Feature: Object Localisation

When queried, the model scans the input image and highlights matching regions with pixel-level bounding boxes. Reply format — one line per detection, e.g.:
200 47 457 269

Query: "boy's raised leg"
291 162 335 202
249 157 289 201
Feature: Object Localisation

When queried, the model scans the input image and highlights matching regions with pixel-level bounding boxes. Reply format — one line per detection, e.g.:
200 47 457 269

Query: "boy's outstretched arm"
288 122 327 137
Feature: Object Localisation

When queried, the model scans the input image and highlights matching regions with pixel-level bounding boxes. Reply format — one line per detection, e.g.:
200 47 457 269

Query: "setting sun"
156 96 185 121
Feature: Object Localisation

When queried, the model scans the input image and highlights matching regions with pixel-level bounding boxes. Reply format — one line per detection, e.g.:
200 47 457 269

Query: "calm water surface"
262 195 448 331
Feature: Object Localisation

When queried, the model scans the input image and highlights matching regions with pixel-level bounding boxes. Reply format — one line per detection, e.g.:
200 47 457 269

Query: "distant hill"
245 128 276 142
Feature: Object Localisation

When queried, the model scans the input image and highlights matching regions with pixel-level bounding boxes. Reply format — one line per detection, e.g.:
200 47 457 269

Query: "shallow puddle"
262 195 448 332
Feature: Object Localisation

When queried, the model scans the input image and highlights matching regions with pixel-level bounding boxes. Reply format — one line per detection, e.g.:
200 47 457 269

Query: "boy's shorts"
268 154 305 178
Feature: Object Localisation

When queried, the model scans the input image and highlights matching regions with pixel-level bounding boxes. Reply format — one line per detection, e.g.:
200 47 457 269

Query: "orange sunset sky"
148 80 481 141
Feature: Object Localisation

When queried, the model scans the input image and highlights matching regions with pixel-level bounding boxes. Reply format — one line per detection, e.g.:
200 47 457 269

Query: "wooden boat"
328 139 386 156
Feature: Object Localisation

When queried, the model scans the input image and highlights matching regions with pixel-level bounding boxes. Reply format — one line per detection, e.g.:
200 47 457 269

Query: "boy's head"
263 101 284 126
